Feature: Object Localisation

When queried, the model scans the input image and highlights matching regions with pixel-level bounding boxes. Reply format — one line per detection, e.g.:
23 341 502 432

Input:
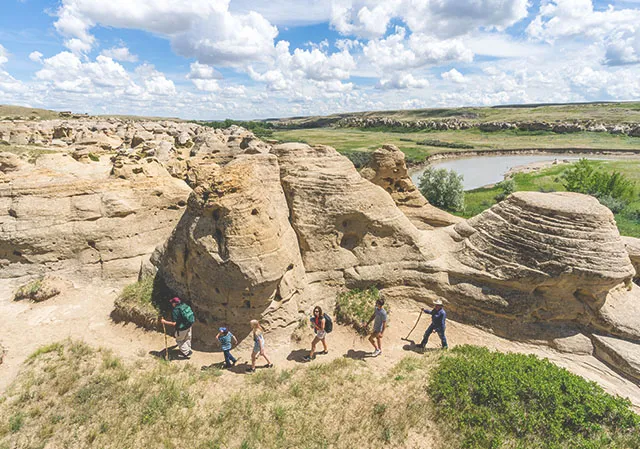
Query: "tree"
419 167 465 212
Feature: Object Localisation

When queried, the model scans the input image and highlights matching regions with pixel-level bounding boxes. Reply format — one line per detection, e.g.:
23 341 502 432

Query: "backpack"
323 313 333 333
309 313 333 333
178 303 195 328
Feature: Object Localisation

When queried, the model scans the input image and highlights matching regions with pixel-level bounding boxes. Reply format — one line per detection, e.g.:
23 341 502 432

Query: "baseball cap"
169 297 181 305
219 327 227 332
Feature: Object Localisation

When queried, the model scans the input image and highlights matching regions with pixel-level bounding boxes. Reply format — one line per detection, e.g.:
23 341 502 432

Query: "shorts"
315 330 326 340
253 338 264 353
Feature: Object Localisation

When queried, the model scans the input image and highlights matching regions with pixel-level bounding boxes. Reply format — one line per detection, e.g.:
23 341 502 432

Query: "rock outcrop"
2 117 640 382
592 335 640 381
154 154 307 346
0 153 192 279
361 145 462 229
335 116 640 138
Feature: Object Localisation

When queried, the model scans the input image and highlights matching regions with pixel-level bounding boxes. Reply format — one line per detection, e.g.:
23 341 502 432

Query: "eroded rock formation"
2 117 640 381
361 144 462 229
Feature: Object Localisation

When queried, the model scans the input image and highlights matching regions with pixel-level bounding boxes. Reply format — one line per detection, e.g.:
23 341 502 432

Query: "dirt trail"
2 278 639 411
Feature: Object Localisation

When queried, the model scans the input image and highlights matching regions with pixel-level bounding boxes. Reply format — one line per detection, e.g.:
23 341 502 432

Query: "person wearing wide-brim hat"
416 299 448 350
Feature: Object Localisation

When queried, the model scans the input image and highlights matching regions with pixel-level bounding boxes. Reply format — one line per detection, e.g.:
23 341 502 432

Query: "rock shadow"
287 349 310 363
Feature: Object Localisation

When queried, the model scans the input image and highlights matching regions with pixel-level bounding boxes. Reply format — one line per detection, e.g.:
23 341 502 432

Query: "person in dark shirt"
416 299 448 350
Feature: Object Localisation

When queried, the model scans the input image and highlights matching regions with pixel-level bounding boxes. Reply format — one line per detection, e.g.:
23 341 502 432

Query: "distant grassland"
461 160 640 238
272 128 640 162
270 102 640 127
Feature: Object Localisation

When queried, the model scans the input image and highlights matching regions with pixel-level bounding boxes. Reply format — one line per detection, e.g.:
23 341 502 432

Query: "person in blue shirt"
216 327 238 368
416 299 448 350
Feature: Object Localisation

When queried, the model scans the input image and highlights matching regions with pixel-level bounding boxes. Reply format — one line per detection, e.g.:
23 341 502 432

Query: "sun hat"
433 299 443 306
169 297 181 305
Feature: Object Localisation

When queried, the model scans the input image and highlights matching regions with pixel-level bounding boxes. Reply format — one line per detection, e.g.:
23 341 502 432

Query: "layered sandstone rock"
592 335 640 381
0 153 191 279
443 192 635 333
361 145 462 229
272 143 434 280
154 154 307 347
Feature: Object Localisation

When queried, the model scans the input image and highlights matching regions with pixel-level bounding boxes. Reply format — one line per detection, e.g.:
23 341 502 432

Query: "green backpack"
177 303 195 328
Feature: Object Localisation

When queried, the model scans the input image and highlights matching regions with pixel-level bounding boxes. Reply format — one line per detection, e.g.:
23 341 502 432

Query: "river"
409 153 623 191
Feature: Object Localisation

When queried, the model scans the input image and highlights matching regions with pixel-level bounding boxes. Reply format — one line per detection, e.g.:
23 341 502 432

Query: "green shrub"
111 276 168 330
419 167 465 212
416 139 473 149
428 345 640 449
494 178 515 202
562 159 635 201
199 119 274 138
598 195 629 214
335 287 386 335
343 151 372 169
88 153 100 162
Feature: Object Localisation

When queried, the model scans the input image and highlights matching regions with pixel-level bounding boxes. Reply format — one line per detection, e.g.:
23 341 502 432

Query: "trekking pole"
161 318 169 361
402 309 422 341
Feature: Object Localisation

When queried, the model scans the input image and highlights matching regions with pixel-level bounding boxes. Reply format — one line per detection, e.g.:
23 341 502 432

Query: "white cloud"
527 0 640 66
442 68 467 83
363 27 473 71
101 46 138 62
29 51 43 63
331 0 529 39
135 64 176 96
377 72 429 89
54 0 278 65
187 62 222 80
0 44 7 65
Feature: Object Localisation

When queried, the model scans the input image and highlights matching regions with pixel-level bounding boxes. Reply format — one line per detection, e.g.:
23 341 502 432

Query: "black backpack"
323 313 333 333
309 313 333 333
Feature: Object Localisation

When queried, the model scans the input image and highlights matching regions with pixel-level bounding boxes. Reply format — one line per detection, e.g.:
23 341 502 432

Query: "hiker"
216 327 238 368
248 319 273 372
303 306 328 361
160 297 195 359
416 299 448 350
365 298 387 357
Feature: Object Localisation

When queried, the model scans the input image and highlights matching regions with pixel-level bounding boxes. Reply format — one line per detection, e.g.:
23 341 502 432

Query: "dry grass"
0 340 442 449
13 277 60 302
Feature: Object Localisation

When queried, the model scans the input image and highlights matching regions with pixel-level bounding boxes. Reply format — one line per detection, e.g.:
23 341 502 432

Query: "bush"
598 195 628 214
493 178 515 202
562 159 635 201
111 276 169 330
416 139 473 149
419 167 465 212
342 151 372 169
428 345 640 449
335 287 389 335
200 119 274 138
14 277 61 302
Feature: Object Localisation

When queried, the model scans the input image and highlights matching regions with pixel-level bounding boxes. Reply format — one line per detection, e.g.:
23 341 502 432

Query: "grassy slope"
461 160 640 237
3 342 638 449
269 102 640 127
272 128 640 162
0 105 182 122
0 341 441 449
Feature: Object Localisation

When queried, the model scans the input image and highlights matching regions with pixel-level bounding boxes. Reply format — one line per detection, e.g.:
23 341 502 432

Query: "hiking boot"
372 349 381 357
303 355 312 362
266 363 274 368
246 367 255 373
319 350 328 355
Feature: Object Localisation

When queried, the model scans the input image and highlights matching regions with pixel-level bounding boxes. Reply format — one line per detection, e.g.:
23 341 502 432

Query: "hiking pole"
402 310 422 341
161 318 168 361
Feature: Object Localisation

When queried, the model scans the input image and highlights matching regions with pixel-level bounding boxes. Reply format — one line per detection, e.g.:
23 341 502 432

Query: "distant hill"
265 101 640 128
0 105 183 122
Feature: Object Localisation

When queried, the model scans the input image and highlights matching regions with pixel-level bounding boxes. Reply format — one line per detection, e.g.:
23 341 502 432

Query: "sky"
1 0 640 120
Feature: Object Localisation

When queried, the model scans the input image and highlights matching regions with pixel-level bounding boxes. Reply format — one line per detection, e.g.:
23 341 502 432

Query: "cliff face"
2 118 639 380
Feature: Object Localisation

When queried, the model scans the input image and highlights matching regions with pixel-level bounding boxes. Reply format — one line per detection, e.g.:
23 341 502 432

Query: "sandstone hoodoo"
361 144 462 230
154 154 308 347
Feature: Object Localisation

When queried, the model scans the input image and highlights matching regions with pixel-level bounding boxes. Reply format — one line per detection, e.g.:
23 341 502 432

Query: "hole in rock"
244 300 251 308
251 209 259 215
340 234 361 251
287 264 294 271
215 287 220 294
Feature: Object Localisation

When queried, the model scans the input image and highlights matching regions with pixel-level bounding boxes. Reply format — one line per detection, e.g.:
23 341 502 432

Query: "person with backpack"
216 327 238 368
365 298 387 357
247 319 273 373
416 299 448 350
303 306 332 361
160 297 195 359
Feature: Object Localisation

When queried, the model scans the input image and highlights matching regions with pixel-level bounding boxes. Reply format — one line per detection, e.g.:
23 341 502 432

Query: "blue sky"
1 0 640 119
